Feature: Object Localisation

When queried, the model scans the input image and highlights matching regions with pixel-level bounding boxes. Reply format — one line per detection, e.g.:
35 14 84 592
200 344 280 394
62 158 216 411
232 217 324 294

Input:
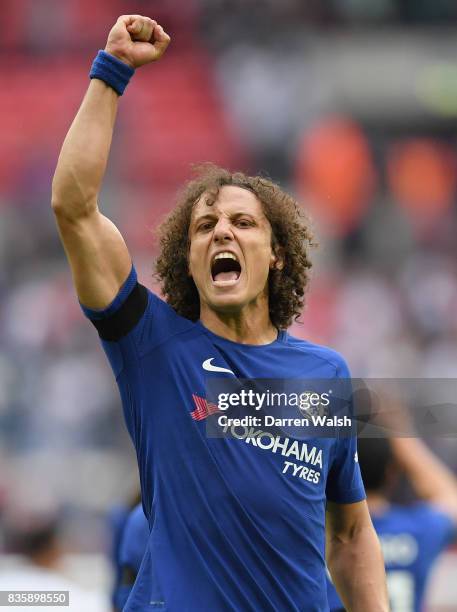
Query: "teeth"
214 252 238 262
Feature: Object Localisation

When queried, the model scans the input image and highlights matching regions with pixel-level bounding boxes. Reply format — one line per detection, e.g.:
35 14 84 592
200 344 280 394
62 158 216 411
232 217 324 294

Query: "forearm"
327 523 389 611
51 78 118 218
52 15 170 220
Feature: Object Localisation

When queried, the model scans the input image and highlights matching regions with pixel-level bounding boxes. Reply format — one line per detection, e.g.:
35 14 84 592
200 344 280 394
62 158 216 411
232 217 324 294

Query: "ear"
270 246 285 271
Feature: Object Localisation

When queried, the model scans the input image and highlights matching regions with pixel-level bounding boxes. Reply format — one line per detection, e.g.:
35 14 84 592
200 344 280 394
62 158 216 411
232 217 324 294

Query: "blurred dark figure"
0 512 109 611
327 436 457 611
9 515 61 566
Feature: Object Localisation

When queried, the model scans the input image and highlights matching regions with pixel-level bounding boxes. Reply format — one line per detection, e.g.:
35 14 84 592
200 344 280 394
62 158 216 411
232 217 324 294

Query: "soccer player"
51 14 389 611
112 504 149 612
327 436 457 611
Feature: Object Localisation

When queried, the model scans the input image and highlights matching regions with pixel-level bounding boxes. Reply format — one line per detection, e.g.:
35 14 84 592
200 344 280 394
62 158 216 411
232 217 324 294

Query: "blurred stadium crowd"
1 0 457 608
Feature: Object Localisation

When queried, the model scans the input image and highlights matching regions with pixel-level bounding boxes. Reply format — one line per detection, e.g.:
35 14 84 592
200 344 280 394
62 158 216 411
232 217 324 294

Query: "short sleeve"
326 435 366 504
80 264 194 353
78 263 196 425
326 357 366 504
80 265 148 342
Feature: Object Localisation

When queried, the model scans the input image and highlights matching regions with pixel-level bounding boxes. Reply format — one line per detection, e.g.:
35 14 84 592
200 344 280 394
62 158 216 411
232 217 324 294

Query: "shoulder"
83 265 196 344
407 502 456 528
380 503 456 537
283 333 351 377
136 286 197 349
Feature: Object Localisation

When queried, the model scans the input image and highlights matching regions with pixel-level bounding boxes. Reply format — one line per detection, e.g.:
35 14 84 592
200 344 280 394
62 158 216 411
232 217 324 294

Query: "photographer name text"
217 414 352 428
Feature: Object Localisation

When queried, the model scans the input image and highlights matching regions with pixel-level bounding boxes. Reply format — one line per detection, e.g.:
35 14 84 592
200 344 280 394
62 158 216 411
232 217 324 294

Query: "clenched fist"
105 15 171 68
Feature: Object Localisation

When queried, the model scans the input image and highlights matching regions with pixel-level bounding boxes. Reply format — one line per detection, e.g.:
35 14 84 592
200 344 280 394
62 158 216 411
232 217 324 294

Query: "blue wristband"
89 50 135 96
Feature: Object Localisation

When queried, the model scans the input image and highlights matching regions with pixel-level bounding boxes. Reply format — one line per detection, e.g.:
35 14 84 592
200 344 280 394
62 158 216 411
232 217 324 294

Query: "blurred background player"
107 488 141 611
327 434 457 611
0 512 110 611
112 503 149 612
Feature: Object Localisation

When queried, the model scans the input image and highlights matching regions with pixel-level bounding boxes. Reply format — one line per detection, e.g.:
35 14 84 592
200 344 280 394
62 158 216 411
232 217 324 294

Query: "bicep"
54 206 132 309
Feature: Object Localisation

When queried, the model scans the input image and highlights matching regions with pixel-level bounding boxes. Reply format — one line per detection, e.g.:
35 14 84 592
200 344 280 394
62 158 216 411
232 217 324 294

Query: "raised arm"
390 435 457 521
378 396 457 522
51 15 170 309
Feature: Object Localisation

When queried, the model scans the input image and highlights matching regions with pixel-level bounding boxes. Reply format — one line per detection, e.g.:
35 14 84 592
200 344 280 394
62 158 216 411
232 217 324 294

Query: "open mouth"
211 252 242 285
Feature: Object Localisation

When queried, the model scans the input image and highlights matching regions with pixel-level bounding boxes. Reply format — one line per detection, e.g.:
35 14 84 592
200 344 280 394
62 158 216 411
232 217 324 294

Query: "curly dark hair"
155 164 315 329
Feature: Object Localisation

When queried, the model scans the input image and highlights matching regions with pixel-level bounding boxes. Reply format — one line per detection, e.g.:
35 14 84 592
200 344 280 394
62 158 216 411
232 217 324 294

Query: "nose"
213 217 234 244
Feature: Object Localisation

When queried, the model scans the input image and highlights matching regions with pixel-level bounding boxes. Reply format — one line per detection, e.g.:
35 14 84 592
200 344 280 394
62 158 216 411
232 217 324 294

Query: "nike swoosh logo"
202 358 235 375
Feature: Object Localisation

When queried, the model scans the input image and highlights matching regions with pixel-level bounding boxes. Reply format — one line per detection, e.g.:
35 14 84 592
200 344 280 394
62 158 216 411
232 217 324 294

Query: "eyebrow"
192 213 218 224
192 211 259 225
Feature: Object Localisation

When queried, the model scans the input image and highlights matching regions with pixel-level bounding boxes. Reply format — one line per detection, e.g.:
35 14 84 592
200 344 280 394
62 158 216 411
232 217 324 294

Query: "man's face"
188 185 280 316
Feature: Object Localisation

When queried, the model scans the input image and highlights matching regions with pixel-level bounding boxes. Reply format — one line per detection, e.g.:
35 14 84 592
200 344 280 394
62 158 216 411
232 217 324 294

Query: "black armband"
90 282 148 341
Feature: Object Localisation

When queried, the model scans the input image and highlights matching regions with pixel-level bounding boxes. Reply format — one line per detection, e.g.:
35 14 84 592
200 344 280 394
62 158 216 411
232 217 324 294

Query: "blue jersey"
327 502 456 612
113 504 150 611
109 504 131 610
82 266 365 612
